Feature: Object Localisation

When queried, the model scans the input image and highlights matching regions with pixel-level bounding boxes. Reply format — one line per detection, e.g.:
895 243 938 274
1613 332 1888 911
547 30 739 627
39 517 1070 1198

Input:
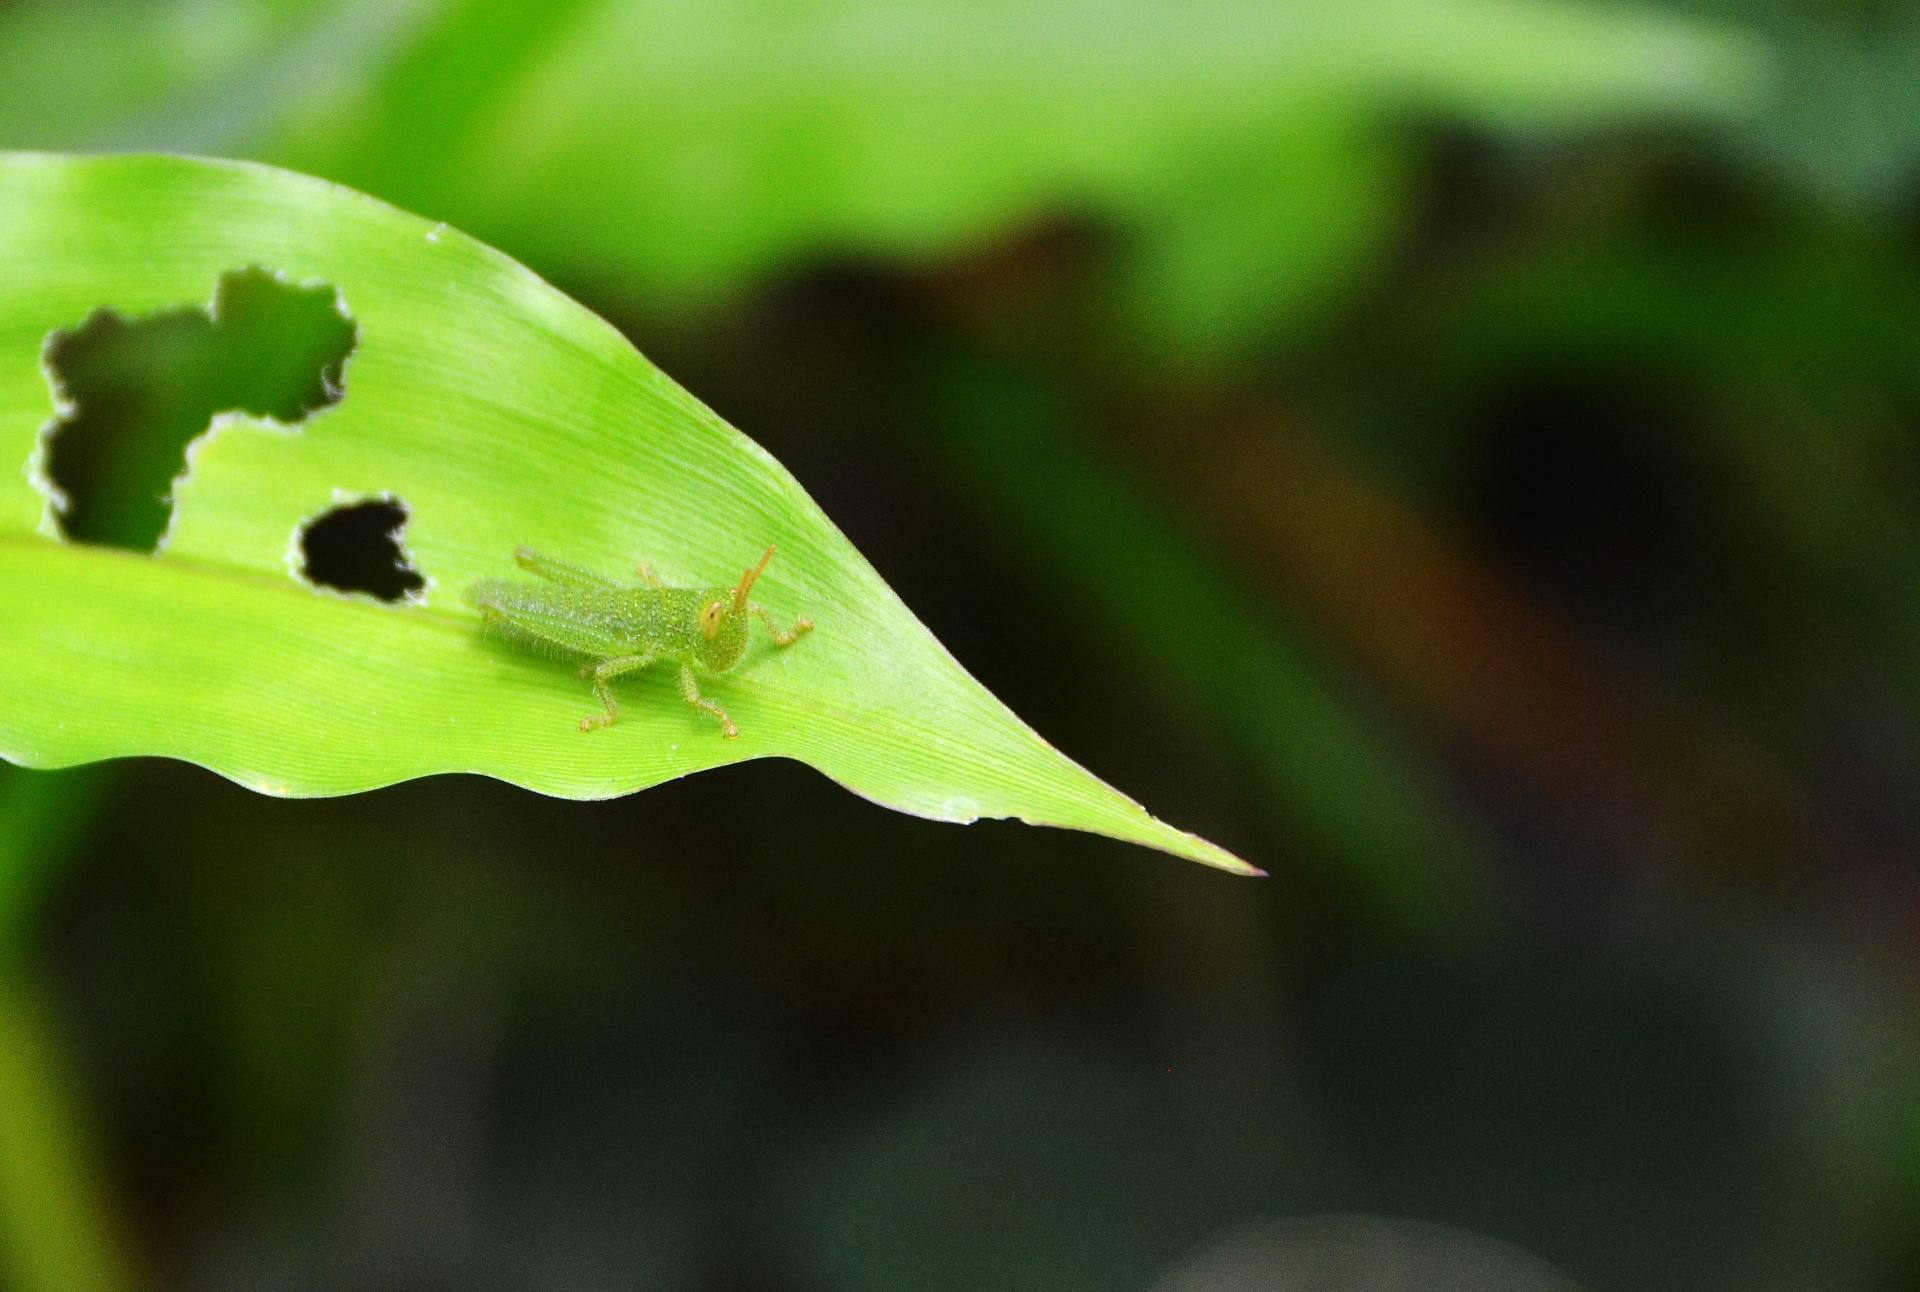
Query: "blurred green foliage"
2 0 1764 346
0 768 129 1292
0 0 1917 1288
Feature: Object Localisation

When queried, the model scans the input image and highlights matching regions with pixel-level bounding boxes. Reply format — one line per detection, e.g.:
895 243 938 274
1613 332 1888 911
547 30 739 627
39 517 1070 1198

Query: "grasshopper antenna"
734 544 775 612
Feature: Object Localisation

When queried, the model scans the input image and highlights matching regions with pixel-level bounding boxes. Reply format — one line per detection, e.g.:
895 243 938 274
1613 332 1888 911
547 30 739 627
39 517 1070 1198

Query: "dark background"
0 2 1915 1288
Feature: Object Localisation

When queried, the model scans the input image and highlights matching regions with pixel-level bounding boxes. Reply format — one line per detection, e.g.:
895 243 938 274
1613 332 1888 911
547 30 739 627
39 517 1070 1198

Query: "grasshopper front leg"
678 663 738 738
582 652 657 731
750 606 814 647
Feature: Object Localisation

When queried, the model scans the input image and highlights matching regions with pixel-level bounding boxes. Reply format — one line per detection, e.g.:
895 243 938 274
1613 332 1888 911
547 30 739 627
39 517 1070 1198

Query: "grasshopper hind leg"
514 547 620 591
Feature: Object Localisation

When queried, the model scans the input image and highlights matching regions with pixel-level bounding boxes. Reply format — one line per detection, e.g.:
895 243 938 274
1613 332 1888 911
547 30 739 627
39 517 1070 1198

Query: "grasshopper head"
691 544 774 672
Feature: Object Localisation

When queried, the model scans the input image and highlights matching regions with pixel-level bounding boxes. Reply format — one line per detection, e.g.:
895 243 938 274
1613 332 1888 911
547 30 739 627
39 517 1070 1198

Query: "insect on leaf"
0 152 1252 875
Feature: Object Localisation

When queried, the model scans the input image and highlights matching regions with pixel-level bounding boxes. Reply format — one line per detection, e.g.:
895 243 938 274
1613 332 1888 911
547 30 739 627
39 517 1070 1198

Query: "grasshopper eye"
699 599 725 639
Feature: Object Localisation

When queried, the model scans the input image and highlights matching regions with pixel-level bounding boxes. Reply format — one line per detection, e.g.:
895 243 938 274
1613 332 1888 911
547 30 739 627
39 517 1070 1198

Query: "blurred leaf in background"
0 767 129 1292
0 0 1766 349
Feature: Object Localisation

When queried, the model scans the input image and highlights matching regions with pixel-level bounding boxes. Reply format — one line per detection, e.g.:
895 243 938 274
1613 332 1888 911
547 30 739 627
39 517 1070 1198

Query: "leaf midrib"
0 530 1063 769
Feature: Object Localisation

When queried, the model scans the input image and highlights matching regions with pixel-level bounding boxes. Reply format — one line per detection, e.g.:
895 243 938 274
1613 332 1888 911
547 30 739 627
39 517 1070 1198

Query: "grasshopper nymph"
464 544 812 738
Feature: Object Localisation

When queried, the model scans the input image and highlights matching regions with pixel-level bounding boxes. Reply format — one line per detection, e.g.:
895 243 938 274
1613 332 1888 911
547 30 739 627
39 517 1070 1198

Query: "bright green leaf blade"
0 152 1251 875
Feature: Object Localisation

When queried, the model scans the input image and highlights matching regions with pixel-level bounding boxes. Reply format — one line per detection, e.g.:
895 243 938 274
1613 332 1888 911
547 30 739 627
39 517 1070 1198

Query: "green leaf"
282 0 1764 363
0 0 1767 358
0 767 104 952
0 152 1252 874
0 969 134 1292
0 766 130 1292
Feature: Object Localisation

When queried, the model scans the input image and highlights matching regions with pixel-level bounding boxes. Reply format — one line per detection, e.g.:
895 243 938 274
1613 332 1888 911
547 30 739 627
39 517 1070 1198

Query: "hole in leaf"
39 266 357 550
298 498 425 603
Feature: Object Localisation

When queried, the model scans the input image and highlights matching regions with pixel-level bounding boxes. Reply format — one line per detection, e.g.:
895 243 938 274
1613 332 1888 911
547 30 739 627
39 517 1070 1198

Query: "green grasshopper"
464 544 812 738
